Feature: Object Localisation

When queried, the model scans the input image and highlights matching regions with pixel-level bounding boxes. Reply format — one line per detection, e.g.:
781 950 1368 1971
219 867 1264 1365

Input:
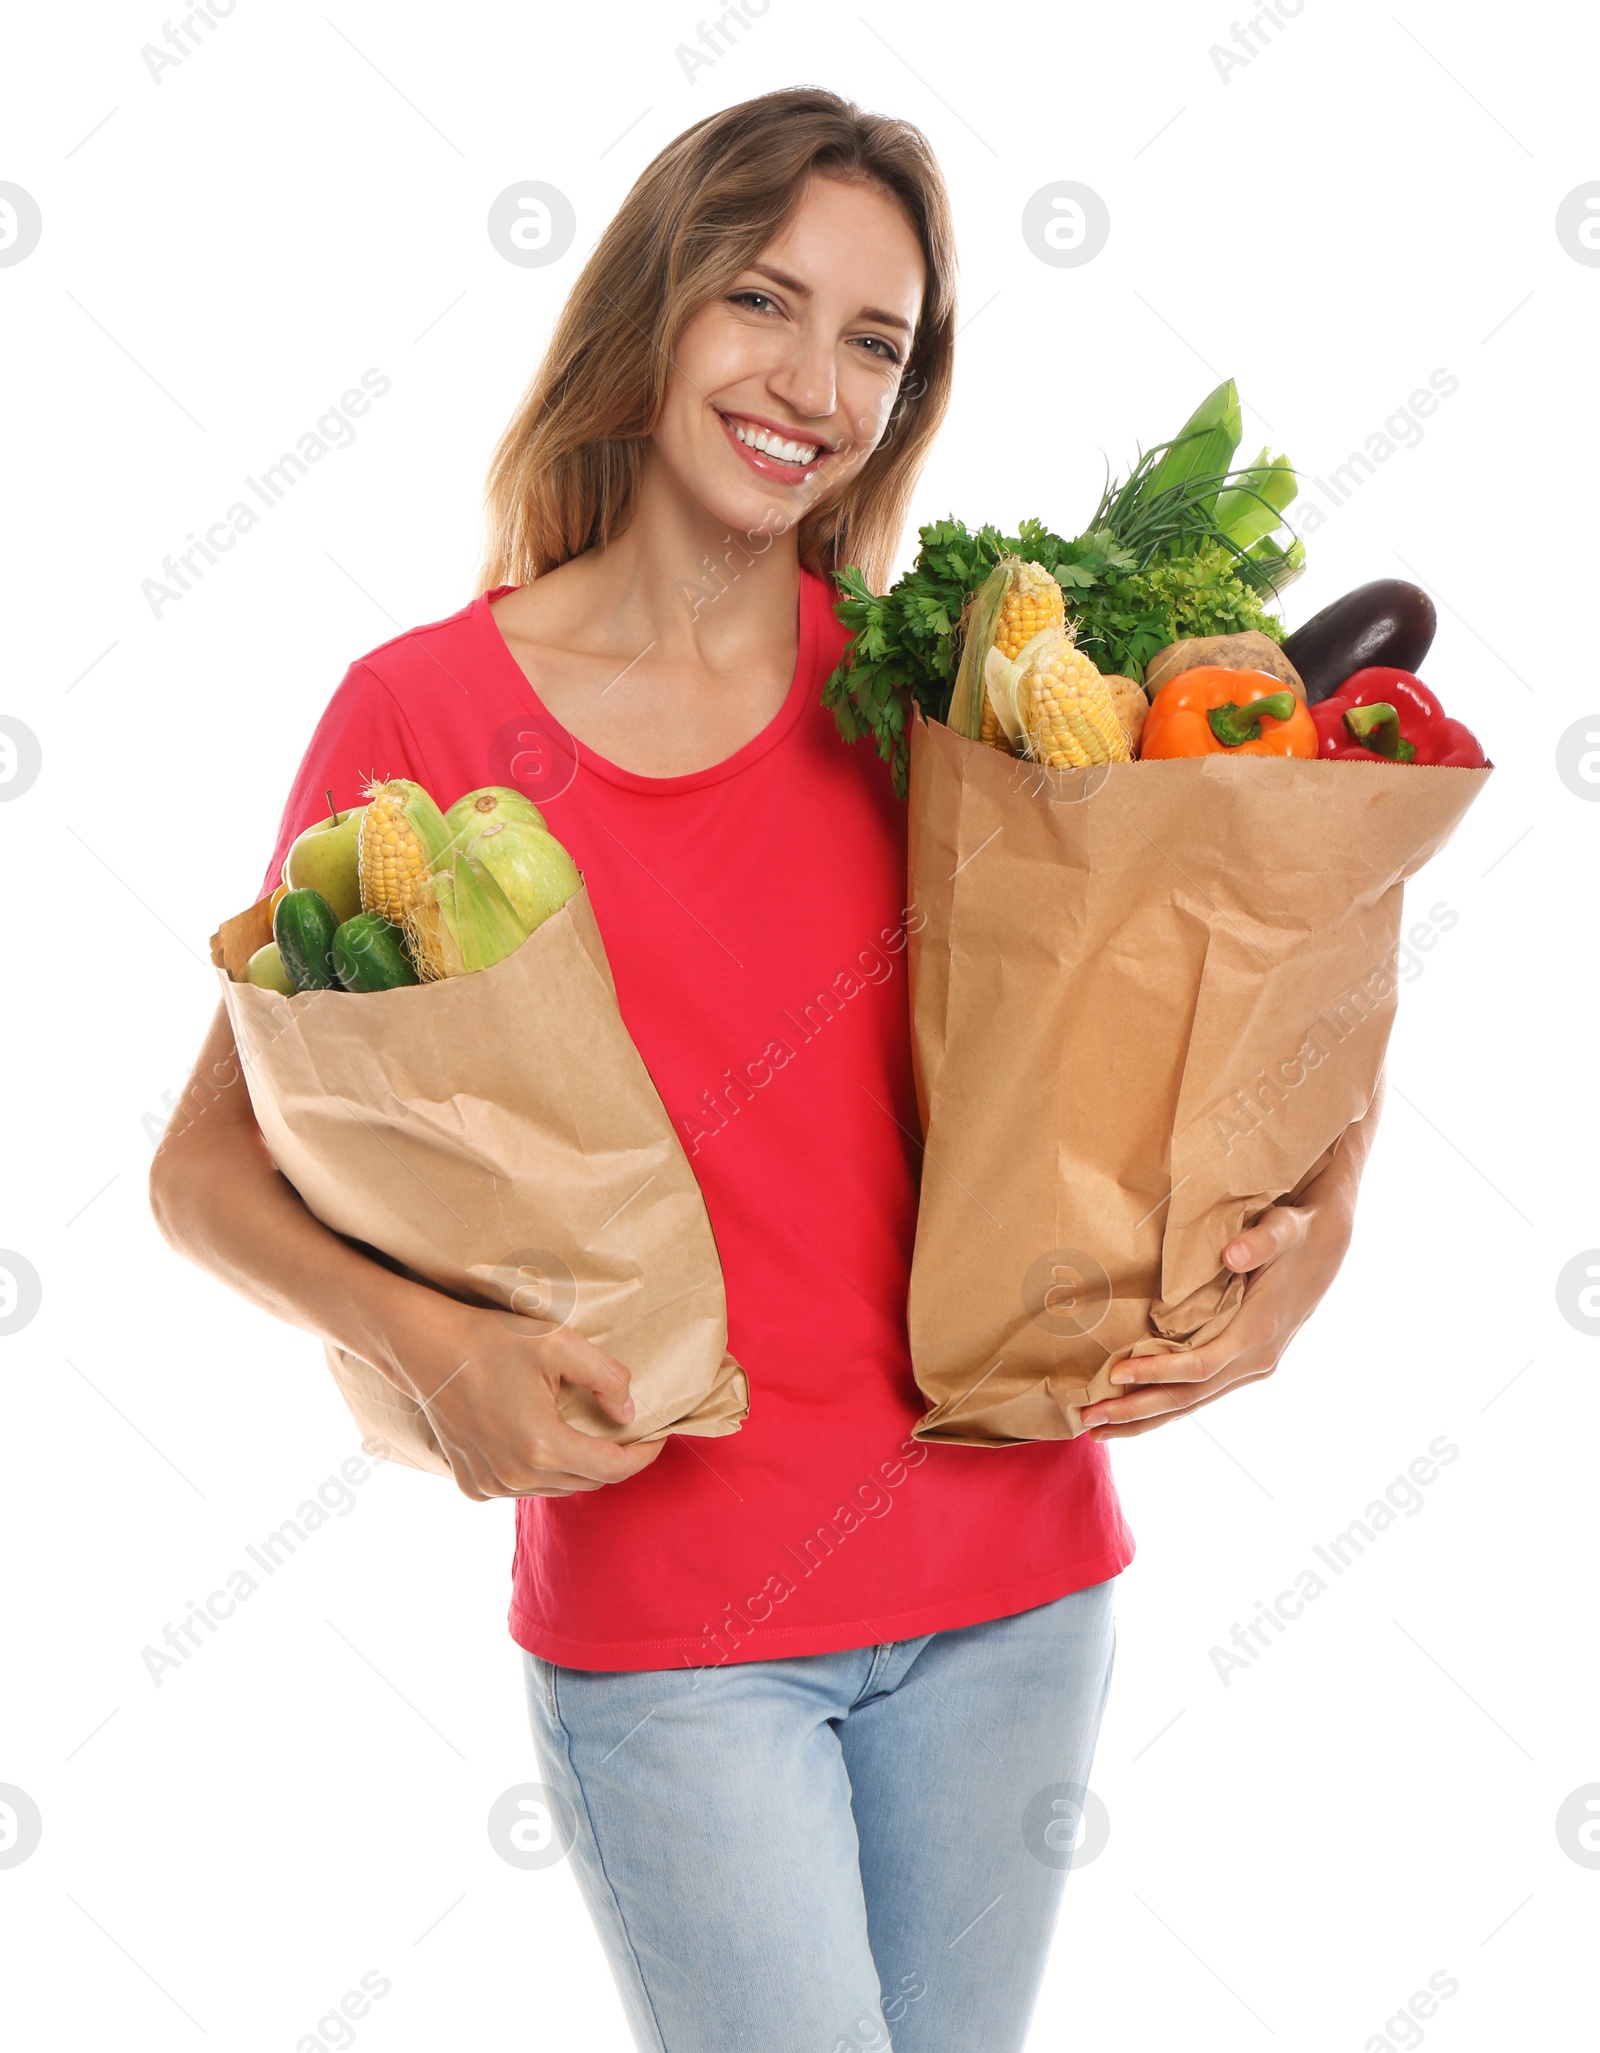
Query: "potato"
1103 672 1148 754
1144 633 1305 701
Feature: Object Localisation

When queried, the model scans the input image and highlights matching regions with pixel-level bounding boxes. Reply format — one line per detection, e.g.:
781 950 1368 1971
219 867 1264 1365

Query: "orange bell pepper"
1139 666 1318 760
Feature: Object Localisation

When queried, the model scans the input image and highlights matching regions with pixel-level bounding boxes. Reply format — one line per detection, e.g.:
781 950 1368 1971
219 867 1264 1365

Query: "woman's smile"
714 405 835 483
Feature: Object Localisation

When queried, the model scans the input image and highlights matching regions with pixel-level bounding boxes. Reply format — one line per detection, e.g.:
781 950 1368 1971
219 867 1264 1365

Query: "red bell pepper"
1310 667 1487 767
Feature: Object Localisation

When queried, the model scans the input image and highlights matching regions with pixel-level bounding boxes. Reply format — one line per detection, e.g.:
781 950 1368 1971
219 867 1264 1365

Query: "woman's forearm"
151 1004 655 1499
148 1001 442 1385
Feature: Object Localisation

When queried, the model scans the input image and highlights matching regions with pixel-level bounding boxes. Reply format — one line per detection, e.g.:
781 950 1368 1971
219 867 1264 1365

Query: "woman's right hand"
386 1294 668 1502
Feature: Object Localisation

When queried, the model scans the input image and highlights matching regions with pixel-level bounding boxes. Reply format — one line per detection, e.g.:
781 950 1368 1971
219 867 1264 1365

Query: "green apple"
284 794 366 924
246 941 297 995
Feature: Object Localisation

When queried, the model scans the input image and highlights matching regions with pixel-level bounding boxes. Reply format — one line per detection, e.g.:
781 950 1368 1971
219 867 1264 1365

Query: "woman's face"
653 174 926 547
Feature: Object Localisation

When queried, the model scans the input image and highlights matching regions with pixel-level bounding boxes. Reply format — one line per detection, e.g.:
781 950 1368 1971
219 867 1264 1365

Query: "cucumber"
332 912 420 992
273 888 340 991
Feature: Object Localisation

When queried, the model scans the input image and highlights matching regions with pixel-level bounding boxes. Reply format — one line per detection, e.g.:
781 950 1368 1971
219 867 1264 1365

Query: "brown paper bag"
212 886 747 1477
904 711 1489 1446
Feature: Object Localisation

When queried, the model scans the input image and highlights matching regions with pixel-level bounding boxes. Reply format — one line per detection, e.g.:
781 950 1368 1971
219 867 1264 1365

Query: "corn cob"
981 560 1064 748
947 557 1066 747
1014 631 1132 768
359 778 458 978
985 627 1132 768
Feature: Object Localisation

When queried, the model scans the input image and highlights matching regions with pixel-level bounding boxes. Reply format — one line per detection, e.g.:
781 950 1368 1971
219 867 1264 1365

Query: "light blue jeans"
522 1577 1117 2052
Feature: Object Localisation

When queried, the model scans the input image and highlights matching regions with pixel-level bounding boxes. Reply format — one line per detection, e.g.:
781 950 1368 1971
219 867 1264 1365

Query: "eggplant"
1282 579 1437 704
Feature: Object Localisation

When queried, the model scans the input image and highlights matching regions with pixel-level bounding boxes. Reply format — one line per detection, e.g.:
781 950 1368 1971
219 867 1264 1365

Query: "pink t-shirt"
261 567 1134 1671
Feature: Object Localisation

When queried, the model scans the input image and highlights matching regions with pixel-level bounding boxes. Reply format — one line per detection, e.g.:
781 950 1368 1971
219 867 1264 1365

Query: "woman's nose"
766 335 837 426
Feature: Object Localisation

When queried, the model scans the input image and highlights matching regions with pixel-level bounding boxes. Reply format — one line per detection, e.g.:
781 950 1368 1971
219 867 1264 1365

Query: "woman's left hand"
1078 1082 1382 1442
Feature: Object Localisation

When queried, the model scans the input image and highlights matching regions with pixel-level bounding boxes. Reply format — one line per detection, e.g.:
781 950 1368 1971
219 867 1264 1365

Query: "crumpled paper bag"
212 885 747 1477
904 711 1489 1445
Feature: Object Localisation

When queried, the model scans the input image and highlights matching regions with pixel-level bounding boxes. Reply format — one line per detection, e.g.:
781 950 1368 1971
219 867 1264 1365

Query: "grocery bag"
904 709 1489 1445
211 886 748 1477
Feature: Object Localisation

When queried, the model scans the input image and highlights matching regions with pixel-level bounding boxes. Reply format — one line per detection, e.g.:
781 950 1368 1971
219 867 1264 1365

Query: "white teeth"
732 420 819 465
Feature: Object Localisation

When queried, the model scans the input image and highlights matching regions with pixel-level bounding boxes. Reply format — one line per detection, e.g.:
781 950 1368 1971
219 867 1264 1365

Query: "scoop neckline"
476 571 816 794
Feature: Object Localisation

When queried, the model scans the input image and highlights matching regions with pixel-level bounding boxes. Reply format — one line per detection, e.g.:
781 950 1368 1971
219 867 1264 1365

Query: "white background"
2 1 1596 2048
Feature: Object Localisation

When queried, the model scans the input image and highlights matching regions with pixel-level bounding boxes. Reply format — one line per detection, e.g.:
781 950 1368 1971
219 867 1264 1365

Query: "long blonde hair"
477 88 956 597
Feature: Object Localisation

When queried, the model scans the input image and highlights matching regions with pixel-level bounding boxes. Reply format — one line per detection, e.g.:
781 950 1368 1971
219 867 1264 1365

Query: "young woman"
151 89 1378 2053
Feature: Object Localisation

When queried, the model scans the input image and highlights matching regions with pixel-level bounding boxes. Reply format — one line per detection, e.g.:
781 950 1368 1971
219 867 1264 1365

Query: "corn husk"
982 626 1054 745
423 851 531 978
946 563 1012 741
460 819 581 935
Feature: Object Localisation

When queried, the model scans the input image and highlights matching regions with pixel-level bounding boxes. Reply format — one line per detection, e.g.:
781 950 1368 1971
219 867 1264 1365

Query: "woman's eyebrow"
746 263 913 335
